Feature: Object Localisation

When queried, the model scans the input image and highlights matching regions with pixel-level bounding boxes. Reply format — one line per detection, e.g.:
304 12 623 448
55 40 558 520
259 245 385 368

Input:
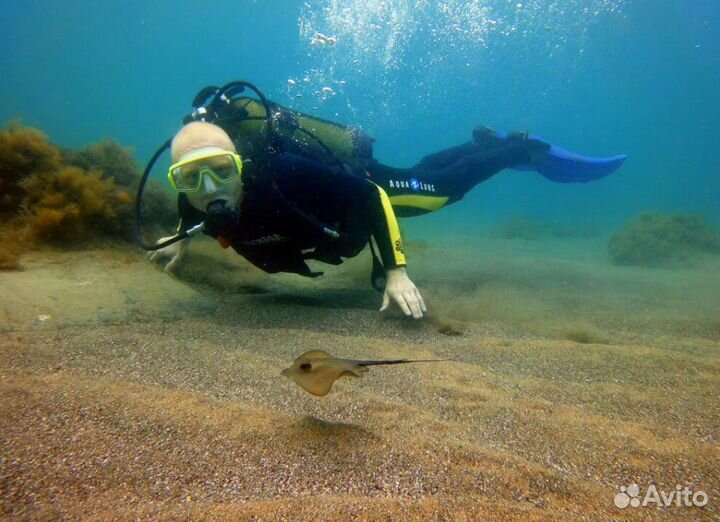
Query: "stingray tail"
357 359 450 367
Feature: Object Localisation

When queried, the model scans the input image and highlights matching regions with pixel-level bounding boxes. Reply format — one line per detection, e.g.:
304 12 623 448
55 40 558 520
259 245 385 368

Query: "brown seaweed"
0 123 176 266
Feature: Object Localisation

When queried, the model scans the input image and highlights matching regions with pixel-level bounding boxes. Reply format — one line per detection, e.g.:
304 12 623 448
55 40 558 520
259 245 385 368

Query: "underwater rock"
608 212 720 267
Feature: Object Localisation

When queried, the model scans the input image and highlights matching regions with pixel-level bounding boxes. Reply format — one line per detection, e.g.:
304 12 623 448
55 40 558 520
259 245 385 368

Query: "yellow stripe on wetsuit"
389 194 449 212
371 183 407 267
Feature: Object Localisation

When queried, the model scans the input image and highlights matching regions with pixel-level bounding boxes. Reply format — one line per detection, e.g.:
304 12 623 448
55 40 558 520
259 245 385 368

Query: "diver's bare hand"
146 237 189 273
380 267 427 319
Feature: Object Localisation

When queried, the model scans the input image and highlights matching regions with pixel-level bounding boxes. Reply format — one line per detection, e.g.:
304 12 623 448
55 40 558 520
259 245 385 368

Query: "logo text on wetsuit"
241 234 288 246
389 178 435 192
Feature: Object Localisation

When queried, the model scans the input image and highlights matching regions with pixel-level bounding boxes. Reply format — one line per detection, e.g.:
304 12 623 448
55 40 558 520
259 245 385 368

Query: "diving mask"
168 147 243 193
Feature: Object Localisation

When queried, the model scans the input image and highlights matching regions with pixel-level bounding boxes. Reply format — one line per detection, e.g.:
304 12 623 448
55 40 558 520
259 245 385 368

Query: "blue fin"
511 135 627 183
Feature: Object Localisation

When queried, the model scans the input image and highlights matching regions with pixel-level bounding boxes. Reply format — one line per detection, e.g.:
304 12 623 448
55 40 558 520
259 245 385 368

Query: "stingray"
281 350 447 396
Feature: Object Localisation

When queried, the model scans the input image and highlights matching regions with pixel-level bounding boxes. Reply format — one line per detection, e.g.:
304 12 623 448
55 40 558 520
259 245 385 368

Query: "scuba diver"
138 81 626 320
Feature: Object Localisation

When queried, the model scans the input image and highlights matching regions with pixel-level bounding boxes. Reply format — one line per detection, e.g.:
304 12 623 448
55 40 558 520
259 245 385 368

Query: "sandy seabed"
1 235 718 521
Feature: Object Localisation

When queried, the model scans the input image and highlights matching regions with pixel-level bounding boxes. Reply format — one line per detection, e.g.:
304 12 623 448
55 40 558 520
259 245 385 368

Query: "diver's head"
168 122 244 212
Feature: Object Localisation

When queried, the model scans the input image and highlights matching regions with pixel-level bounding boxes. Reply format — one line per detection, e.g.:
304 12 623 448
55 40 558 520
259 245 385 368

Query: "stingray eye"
300 363 312 371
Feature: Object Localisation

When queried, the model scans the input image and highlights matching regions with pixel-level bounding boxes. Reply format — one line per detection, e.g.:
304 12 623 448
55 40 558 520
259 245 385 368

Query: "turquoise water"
1 0 718 234
2 4 720 519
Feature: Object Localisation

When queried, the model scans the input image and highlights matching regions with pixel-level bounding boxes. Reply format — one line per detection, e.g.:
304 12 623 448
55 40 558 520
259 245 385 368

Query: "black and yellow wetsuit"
367 137 532 218
178 152 406 279
177 97 532 279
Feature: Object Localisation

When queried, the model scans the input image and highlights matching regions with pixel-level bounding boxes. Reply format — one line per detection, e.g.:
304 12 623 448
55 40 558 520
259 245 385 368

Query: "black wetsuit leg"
411 143 481 170
369 143 530 217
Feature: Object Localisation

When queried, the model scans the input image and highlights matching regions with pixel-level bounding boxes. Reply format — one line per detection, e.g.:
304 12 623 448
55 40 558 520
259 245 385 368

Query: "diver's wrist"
385 266 407 280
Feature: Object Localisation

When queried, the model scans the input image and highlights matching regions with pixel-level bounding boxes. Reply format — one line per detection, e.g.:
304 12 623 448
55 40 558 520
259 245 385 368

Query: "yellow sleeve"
369 182 406 267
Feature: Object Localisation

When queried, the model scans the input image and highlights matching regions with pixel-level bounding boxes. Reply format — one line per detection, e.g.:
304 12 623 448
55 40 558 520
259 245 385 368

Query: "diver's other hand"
146 237 189 273
380 267 427 319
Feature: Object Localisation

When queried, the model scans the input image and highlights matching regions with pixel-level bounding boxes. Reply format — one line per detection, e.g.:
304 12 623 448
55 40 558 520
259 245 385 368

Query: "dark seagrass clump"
608 212 720 267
